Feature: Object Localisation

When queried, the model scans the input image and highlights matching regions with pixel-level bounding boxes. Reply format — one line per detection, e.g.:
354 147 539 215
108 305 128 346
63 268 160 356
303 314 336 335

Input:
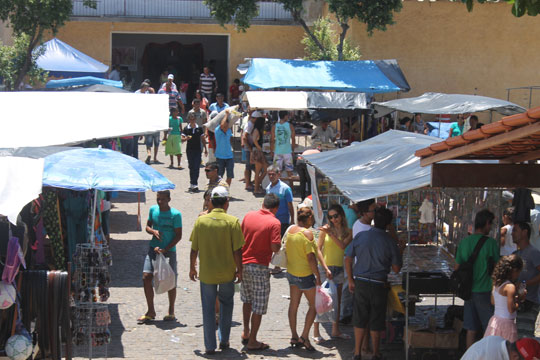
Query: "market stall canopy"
373 92 526 117
243 91 367 111
0 92 169 148
36 38 109 78
303 130 491 203
46 76 123 89
239 58 410 93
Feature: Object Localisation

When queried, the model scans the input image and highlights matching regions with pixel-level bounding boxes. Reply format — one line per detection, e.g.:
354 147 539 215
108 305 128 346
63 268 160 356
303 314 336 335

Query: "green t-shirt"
169 116 183 135
450 122 464 137
455 234 499 293
190 208 245 284
148 205 182 252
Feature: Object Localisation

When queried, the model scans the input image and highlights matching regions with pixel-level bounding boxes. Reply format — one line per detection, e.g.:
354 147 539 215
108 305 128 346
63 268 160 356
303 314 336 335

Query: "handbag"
270 225 295 268
450 235 488 301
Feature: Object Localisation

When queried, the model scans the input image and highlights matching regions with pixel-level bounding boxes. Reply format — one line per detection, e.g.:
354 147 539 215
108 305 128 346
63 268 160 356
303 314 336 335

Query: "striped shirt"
200 72 216 94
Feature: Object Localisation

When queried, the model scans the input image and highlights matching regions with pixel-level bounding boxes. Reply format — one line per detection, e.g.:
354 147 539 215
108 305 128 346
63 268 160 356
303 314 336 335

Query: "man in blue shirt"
345 207 402 360
138 190 182 325
209 93 229 113
215 112 234 186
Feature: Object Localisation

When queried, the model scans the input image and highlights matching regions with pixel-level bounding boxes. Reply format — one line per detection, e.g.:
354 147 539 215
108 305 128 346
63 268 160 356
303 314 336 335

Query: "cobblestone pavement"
80 142 407 360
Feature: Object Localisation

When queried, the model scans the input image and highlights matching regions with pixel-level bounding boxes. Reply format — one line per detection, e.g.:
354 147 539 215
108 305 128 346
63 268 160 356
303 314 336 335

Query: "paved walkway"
78 143 405 360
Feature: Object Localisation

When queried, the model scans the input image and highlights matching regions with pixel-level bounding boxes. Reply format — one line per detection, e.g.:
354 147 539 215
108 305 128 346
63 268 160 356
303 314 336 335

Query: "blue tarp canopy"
239 58 410 93
36 38 109 78
46 76 123 89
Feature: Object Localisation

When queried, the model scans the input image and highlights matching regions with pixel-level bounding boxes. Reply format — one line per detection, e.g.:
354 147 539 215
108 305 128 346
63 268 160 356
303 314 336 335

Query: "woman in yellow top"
312 204 353 343
286 207 331 351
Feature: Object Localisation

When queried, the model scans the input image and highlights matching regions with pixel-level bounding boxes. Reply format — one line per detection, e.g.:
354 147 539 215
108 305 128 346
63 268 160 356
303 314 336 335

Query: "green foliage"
328 0 402 35
301 17 360 61
203 0 259 32
0 34 48 91
462 0 540 17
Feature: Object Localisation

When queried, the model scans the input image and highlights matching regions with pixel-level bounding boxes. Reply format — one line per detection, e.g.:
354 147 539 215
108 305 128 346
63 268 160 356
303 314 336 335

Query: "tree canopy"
0 0 95 90
204 0 402 60
301 17 360 61
462 0 540 16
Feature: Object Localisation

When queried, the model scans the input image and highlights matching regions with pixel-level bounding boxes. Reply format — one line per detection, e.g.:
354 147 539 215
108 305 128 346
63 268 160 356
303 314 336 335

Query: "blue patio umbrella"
43 147 174 192
43 147 175 243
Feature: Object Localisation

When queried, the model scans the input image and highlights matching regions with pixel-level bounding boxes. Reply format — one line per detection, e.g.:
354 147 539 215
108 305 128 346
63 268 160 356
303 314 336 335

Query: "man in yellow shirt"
189 186 245 355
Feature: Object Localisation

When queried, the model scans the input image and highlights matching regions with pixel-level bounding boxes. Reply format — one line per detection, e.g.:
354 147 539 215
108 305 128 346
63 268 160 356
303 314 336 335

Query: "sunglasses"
328 214 340 220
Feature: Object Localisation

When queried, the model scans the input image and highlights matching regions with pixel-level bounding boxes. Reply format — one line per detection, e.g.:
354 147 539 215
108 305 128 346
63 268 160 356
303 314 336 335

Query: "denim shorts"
145 132 160 148
319 265 345 285
143 248 177 285
463 291 493 332
217 157 234 179
286 273 316 290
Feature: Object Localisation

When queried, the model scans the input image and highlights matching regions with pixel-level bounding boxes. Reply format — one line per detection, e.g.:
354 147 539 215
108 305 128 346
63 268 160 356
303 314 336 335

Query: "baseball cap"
251 110 263 118
167 74 174 80
517 338 540 360
211 186 229 199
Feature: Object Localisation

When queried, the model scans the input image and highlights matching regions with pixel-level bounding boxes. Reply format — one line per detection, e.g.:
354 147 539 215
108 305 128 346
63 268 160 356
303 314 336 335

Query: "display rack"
71 243 112 360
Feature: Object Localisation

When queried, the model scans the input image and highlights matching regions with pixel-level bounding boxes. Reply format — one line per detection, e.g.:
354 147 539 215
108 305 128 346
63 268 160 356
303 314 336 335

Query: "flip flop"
247 342 270 351
312 336 325 344
241 336 249 345
163 314 176 321
331 333 351 340
137 315 155 324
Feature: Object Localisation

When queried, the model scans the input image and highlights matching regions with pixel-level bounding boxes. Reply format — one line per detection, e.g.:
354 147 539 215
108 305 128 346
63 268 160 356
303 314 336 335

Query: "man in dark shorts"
345 207 402 360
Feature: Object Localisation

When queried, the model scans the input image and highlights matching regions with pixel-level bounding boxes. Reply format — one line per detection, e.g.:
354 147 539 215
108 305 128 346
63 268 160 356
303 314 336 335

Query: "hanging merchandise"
63 191 89 262
5 334 33 360
0 281 16 309
42 189 66 270
72 244 111 303
2 236 25 284
71 304 111 347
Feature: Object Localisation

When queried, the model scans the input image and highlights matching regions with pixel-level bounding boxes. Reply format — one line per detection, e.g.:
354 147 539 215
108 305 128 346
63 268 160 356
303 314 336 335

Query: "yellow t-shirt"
190 208 245 284
286 229 316 277
323 232 345 267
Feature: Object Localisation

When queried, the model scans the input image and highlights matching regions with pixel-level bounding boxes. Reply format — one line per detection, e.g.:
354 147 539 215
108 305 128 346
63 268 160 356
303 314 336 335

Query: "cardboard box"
405 319 462 349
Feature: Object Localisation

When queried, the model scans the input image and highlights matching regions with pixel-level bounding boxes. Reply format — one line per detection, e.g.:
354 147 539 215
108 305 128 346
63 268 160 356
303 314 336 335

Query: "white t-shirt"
500 224 517 256
352 220 371 238
419 199 435 224
460 336 509 360
530 209 540 251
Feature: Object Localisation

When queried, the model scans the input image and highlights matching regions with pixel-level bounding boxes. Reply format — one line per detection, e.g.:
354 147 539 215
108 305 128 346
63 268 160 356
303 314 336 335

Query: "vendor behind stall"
311 120 340 144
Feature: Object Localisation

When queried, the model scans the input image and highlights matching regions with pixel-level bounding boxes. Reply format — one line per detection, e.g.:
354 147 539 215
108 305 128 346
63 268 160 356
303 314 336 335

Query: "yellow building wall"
342 1 540 108
54 21 305 87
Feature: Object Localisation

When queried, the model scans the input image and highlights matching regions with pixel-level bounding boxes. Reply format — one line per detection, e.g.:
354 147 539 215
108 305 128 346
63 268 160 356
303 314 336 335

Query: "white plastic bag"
270 224 294 268
153 253 175 294
315 280 333 315
316 280 338 323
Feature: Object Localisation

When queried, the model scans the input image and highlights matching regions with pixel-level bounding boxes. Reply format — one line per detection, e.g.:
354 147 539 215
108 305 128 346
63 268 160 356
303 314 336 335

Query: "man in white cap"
161 73 177 91
189 186 245 355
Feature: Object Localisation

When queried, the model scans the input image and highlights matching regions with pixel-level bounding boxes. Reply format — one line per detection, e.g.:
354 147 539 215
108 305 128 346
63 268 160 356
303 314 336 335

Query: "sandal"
241 335 249 345
312 336 325 344
163 314 176 321
299 337 316 352
331 333 351 340
137 315 155 324
247 342 270 351
290 337 303 348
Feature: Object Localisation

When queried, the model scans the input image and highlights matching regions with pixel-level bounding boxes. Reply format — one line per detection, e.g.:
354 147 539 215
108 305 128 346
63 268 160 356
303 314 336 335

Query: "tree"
0 34 48 90
0 0 96 90
462 0 540 17
301 17 360 61
204 0 402 61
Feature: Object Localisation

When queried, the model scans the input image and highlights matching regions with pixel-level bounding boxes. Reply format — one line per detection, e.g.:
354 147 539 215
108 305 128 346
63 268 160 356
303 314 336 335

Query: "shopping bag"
316 280 338 323
270 224 295 268
153 253 175 294
315 281 333 315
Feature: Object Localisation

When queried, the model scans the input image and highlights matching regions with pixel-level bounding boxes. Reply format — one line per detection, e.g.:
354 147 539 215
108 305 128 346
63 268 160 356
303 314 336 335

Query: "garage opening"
112 33 228 103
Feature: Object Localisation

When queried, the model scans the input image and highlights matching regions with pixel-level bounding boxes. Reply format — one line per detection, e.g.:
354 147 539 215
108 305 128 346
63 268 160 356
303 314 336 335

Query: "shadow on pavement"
105 303 125 358
113 192 147 204
109 211 139 234
109 239 147 287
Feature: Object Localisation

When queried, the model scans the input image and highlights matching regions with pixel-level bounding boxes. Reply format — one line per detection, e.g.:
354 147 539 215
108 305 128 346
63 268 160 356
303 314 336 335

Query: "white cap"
168 74 174 80
211 186 229 199
251 110 263 118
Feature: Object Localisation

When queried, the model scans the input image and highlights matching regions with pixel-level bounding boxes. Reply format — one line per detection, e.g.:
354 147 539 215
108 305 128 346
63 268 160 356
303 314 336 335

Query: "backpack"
450 235 488 301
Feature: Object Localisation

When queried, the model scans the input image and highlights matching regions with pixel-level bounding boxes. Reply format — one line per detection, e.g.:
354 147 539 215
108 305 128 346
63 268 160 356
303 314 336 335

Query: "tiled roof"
415 106 540 166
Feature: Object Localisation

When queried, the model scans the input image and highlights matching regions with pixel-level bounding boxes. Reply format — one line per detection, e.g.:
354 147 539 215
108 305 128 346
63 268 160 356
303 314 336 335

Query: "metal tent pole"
90 190 98 247
405 191 412 360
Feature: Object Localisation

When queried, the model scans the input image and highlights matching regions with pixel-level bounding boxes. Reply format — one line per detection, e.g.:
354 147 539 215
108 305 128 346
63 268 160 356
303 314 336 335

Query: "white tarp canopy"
303 130 490 202
373 92 526 118
0 92 169 224
0 92 169 147
243 91 368 111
